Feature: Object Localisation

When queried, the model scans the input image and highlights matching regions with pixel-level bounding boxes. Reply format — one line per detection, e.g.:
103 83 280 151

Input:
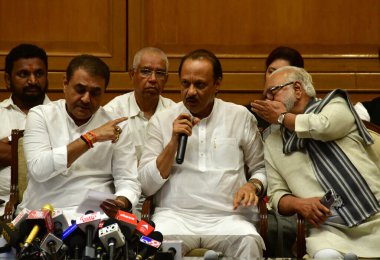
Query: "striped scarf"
282 89 380 227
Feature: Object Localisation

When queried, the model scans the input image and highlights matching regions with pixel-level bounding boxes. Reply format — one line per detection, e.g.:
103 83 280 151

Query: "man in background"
0 44 50 215
105 47 175 160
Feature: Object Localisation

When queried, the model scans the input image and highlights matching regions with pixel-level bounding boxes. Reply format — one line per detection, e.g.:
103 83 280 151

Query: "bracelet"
248 179 263 197
80 131 97 148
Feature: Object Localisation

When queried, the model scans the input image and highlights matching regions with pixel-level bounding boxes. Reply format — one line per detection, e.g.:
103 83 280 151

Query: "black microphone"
76 210 101 259
136 231 163 260
62 222 86 260
176 134 188 164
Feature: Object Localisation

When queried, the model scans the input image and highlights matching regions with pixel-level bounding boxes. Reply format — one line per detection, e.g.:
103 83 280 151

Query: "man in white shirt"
0 44 50 215
139 49 266 258
17 54 141 221
104 47 175 160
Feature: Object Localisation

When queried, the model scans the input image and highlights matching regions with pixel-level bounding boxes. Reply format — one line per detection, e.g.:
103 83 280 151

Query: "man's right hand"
171 113 200 142
91 117 128 143
297 197 332 228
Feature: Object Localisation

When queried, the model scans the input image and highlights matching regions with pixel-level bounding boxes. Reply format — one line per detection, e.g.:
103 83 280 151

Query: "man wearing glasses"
252 66 380 259
104 47 175 160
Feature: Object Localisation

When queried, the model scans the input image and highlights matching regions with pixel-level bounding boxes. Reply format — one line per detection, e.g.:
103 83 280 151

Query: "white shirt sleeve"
24 107 68 182
354 102 371 122
138 116 169 197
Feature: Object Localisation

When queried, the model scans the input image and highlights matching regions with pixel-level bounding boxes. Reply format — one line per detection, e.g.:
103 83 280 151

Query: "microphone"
176 134 188 164
99 219 125 260
21 204 54 251
0 220 21 249
156 240 183 260
76 210 101 259
11 208 31 229
344 253 358 260
204 250 223 260
115 210 138 233
39 220 64 258
136 231 163 260
52 208 69 231
135 220 155 237
62 221 86 260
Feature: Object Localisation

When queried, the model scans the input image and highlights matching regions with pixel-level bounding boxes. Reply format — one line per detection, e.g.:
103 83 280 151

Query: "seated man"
17 54 141 221
139 49 266 258
252 66 380 259
0 44 50 215
104 47 175 160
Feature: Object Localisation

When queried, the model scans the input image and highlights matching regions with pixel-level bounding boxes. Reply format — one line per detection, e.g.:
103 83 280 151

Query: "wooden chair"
142 194 269 257
1 129 25 222
295 120 380 259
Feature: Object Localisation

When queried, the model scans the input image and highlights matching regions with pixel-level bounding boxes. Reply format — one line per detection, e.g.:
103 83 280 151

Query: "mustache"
23 84 43 91
185 96 198 102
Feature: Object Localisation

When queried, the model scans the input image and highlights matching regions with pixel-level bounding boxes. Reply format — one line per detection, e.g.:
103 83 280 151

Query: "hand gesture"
251 100 286 124
91 117 128 143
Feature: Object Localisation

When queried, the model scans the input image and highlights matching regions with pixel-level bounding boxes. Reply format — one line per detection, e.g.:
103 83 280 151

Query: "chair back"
2 129 25 222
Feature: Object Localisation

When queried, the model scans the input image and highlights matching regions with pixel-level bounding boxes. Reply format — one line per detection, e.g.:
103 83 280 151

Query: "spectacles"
136 67 167 80
264 81 295 100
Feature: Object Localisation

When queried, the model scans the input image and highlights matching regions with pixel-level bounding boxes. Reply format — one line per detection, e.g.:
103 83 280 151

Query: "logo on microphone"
140 236 161 248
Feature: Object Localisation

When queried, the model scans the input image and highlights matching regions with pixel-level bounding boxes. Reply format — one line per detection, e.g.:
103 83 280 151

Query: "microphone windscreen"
204 250 222 260
344 253 358 260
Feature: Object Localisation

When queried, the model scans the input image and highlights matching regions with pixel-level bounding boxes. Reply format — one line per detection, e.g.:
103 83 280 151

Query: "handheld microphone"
40 232 63 257
176 134 188 164
22 204 54 250
136 231 163 260
76 210 101 259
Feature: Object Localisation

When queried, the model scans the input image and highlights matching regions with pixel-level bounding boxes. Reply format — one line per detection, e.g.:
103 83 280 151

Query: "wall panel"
0 0 379 105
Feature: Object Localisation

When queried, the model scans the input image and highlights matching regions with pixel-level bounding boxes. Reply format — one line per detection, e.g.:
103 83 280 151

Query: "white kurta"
17 100 141 221
265 96 380 257
104 92 175 160
139 99 266 256
0 95 50 215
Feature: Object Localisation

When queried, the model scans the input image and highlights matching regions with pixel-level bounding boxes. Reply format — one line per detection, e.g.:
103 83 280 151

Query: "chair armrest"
296 213 306 258
258 196 268 255
141 196 154 222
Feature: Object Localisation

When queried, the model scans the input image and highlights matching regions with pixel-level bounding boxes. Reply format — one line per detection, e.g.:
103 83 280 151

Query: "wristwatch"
277 112 288 126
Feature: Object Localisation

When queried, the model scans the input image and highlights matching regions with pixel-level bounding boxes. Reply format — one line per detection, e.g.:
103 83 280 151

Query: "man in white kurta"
17 54 141 222
139 49 266 258
17 100 140 221
0 44 50 215
252 66 380 258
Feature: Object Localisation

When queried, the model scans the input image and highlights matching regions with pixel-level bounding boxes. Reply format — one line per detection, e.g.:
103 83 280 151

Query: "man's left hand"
251 99 286 124
233 182 259 210
100 196 131 218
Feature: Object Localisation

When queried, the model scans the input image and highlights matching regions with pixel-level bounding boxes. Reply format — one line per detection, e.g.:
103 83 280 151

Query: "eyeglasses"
264 81 295 100
136 67 167 80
